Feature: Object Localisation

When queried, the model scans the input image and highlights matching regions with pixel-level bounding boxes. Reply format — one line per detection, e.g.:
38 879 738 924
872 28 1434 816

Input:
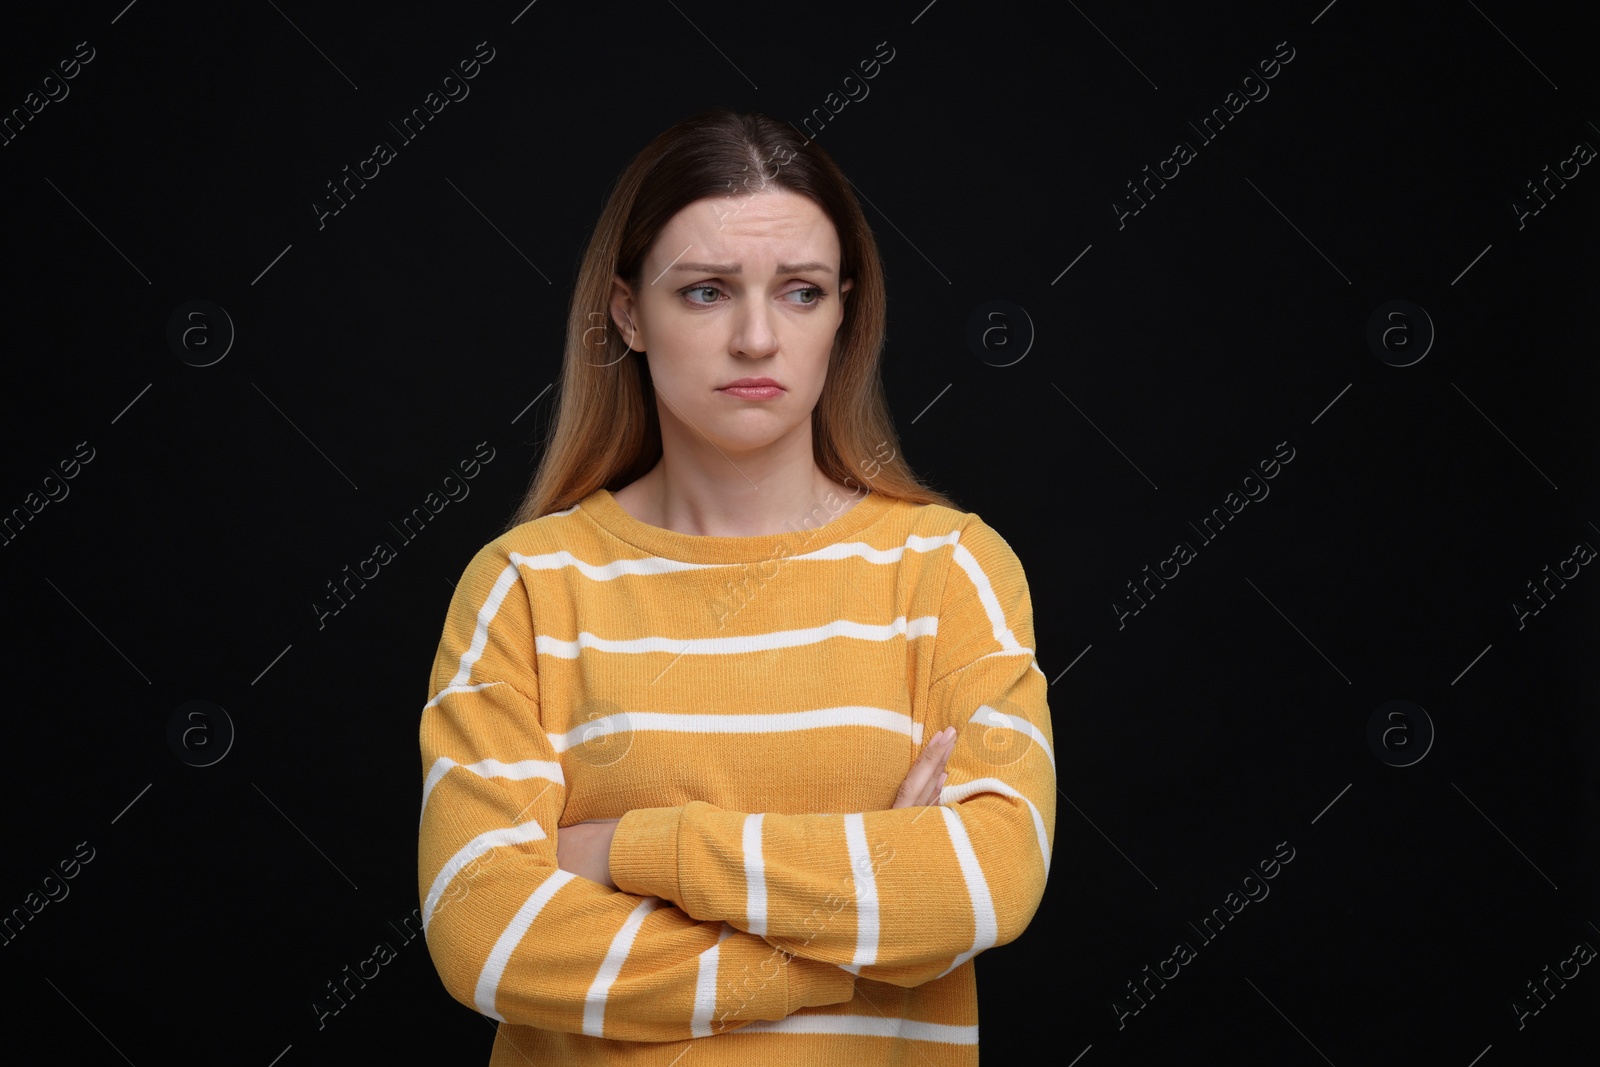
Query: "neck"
626 424 864 538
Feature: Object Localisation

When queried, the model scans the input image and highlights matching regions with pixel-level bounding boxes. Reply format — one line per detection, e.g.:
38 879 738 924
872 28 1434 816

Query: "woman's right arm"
418 539 856 1040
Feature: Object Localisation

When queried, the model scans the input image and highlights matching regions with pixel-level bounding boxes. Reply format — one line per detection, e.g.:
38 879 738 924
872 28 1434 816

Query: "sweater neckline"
579 485 893 564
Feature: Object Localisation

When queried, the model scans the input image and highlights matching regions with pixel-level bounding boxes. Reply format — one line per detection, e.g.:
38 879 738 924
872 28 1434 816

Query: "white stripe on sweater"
443 530 970 692
473 869 578 1020
512 549 716 580
583 897 663 1036
536 615 938 659
423 819 547 928
423 680 503 709
940 776 1052 877
549 708 925 753
743 814 767 937
935 805 998 979
948 532 1047 679
741 1013 979 1043
793 531 961 563
512 531 963 578
446 563 522 687
948 535 1022 651
690 923 736 1037
419 757 563 827
842 813 879 972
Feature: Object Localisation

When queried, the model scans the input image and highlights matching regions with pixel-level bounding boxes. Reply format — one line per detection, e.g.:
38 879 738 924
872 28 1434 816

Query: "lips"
717 377 784 400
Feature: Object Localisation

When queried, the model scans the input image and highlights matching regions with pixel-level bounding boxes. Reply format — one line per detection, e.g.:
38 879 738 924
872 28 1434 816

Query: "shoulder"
872 494 974 540
866 497 1031 608
954 513 1025 572
878 497 1023 569
452 494 600 586
918 506 1032 614
917 506 1037 677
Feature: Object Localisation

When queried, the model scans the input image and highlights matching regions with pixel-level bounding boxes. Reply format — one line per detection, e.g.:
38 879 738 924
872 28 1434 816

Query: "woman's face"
609 187 853 461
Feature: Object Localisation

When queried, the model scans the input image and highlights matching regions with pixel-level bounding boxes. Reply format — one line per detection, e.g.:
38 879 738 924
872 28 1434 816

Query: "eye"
683 285 722 305
790 286 828 306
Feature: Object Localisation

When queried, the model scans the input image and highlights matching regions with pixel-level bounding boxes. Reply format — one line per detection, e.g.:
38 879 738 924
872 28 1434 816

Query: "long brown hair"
504 107 960 531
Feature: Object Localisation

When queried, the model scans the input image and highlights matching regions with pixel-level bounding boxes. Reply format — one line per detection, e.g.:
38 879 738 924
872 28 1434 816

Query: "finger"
894 728 957 809
917 727 953 767
895 763 934 808
903 729 954 807
906 735 945 780
897 750 943 808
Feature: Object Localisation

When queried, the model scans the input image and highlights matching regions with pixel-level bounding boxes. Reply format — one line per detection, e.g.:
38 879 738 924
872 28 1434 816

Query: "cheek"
649 318 708 366
799 358 832 405
675 312 730 349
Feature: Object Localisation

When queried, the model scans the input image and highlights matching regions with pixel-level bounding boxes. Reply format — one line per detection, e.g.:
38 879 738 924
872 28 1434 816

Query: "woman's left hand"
556 818 621 888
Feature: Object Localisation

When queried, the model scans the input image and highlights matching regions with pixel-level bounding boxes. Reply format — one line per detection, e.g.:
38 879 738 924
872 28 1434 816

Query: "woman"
418 108 1055 1065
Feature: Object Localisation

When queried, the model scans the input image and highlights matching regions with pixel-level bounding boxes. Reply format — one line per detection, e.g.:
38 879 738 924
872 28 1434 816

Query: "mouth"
717 378 784 399
716 382 784 403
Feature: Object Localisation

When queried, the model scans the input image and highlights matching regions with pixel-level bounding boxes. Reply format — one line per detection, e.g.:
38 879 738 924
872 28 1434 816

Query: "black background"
2 1 1596 1063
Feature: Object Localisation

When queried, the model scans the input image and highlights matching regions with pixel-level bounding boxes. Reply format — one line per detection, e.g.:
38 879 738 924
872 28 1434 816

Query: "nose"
731 297 779 359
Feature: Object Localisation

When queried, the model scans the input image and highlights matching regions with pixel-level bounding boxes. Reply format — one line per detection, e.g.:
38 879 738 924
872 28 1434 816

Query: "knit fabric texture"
418 485 1056 1065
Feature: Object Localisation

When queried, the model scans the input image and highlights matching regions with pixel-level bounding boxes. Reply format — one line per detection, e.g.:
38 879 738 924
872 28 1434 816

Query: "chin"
704 421 801 453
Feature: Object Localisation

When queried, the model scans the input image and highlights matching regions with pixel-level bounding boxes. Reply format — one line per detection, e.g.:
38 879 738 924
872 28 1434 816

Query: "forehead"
655 188 840 266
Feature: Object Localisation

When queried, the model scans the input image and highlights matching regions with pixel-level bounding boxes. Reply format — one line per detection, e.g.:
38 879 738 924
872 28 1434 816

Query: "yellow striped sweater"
418 485 1056 1065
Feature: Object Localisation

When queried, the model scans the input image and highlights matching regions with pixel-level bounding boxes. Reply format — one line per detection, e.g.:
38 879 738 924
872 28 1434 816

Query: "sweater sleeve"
418 539 857 1040
608 517 1056 988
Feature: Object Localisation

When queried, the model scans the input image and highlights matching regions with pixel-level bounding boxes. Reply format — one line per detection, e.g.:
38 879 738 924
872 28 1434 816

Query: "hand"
556 818 620 888
892 725 956 809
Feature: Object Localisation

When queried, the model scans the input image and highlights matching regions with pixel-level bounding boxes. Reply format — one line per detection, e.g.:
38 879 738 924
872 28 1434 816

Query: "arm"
418 539 857 1040
608 518 1057 988
557 732 955 887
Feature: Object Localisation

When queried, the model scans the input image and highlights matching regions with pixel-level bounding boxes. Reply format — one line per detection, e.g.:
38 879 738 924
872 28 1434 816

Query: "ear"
609 274 645 352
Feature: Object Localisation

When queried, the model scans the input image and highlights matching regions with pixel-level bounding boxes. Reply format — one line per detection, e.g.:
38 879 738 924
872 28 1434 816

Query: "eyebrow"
670 261 834 275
